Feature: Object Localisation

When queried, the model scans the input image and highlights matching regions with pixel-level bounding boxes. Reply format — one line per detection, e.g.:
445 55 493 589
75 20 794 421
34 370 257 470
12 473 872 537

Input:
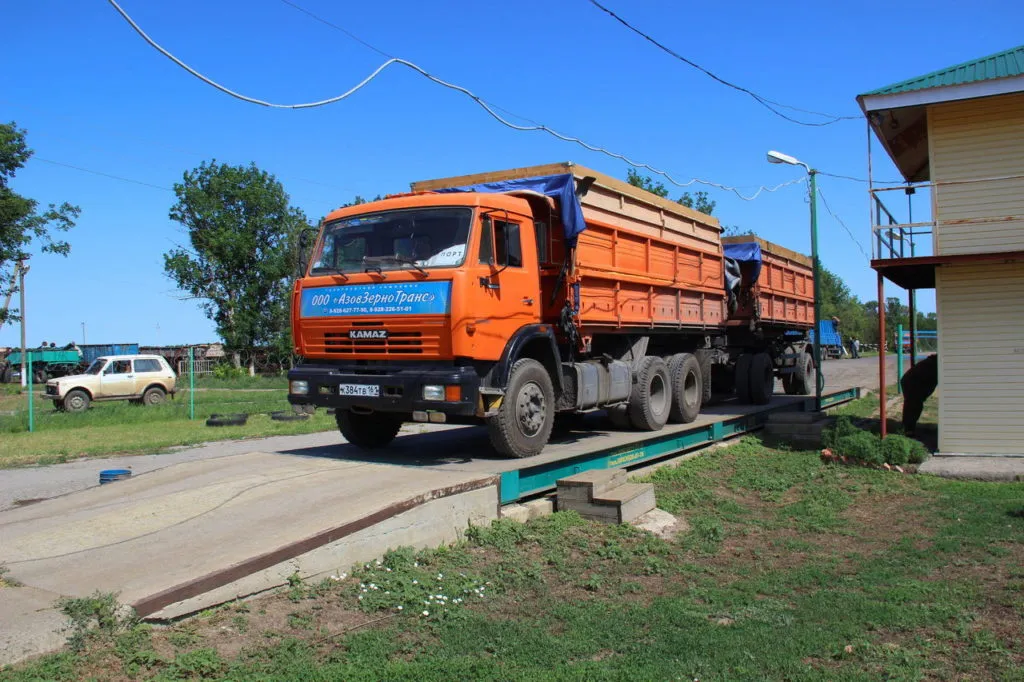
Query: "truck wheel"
792 352 815 396
33 368 47 384
668 353 702 424
749 352 774 405
487 358 554 458
694 350 714 406
143 386 166 406
64 389 90 413
735 354 752 404
336 409 403 449
629 356 671 431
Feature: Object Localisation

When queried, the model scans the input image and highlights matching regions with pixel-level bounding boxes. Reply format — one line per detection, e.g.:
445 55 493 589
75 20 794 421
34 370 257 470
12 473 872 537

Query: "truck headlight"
290 380 309 395
422 385 445 401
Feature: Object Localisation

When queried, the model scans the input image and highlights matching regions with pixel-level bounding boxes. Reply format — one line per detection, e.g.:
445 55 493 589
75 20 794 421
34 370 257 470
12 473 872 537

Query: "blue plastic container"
99 468 132 484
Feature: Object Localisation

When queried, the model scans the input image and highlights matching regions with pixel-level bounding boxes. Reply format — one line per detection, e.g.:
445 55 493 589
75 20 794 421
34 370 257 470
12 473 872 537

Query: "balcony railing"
870 183 933 261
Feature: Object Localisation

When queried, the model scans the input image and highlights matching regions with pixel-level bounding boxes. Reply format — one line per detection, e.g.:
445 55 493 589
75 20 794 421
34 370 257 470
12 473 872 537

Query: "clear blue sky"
2 0 1019 347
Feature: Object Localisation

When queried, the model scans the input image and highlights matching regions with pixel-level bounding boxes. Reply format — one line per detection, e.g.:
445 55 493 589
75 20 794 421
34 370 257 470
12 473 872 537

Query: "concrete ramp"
0 451 497 646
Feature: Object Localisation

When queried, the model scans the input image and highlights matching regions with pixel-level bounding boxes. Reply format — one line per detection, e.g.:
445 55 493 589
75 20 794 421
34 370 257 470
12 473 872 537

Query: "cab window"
479 219 523 267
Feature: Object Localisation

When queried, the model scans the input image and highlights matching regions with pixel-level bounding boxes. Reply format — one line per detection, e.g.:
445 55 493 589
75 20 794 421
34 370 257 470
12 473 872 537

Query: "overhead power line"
817 184 871 261
35 157 173 191
106 0 805 201
587 0 861 127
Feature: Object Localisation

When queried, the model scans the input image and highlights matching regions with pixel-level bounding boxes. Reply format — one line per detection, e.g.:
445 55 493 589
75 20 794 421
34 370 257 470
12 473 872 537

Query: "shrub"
835 431 884 466
881 435 916 466
907 438 930 464
212 363 248 380
823 416 859 450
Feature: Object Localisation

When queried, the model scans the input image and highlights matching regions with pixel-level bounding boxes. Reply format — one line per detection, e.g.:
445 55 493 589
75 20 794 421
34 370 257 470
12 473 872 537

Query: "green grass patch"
0 388 334 468
6 438 1022 681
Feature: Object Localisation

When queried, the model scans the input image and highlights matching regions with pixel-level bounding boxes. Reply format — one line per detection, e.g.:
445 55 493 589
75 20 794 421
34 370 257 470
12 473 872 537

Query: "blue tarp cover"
723 241 762 286
432 174 587 243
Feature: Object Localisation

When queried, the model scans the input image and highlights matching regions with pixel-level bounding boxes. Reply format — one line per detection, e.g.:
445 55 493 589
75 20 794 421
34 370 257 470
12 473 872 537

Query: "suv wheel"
65 389 90 413
143 386 167 406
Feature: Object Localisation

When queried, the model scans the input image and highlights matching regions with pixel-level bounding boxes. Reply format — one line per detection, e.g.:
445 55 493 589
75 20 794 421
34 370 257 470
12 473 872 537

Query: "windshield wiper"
362 255 428 276
311 266 349 281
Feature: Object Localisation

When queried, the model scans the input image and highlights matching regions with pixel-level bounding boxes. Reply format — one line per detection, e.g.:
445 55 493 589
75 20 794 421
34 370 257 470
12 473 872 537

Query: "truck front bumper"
287 363 481 418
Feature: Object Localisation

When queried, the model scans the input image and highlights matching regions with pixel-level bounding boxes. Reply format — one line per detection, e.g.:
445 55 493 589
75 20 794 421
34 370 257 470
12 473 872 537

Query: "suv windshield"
311 207 472 275
85 359 106 375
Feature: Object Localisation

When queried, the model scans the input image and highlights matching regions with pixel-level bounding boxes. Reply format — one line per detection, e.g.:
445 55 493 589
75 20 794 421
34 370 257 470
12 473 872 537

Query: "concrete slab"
0 586 67 666
919 456 1024 482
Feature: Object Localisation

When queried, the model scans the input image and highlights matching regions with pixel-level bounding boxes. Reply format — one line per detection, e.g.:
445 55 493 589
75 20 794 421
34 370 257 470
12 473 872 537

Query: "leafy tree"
0 122 80 326
164 161 311 371
678 190 716 216
626 169 717 216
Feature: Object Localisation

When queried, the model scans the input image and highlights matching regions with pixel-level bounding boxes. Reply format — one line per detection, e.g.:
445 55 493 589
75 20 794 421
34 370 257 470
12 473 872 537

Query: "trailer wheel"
749 352 774 405
629 356 671 431
668 353 702 424
487 358 554 458
336 409 403 449
64 389 90 413
792 352 815 396
735 354 752 404
695 350 714 406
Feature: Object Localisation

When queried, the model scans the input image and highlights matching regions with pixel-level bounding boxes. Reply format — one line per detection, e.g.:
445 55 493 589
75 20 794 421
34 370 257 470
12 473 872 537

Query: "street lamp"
767 150 824 407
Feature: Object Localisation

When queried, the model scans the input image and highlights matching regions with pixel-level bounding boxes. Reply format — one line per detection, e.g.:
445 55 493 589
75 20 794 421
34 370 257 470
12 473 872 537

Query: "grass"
0 387 334 468
6 437 1021 681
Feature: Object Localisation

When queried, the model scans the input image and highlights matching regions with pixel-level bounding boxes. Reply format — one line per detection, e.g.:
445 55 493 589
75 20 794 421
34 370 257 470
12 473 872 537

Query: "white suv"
45 354 177 412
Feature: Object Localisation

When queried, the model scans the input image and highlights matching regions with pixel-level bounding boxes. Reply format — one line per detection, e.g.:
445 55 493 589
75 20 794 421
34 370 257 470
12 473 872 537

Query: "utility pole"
82 321 87 345
18 262 29 388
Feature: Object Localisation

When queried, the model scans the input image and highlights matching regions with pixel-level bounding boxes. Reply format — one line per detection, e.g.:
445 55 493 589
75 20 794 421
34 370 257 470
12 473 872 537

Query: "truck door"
463 213 541 359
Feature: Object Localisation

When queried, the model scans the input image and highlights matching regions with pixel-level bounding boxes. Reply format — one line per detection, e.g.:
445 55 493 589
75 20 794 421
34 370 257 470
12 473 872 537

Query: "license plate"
338 383 379 397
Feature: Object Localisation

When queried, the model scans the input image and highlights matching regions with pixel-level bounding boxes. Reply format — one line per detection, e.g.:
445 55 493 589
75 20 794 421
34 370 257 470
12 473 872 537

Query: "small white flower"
414 562 419 567
385 591 390 595
358 595 363 600
412 579 418 585
397 605 403 611
376 560 382 566
385 568 392 573
422 610 429 617
437 573 444 579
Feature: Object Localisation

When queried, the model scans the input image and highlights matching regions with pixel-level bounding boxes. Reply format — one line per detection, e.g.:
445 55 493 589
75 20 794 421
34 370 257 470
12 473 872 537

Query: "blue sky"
2 0 1018 347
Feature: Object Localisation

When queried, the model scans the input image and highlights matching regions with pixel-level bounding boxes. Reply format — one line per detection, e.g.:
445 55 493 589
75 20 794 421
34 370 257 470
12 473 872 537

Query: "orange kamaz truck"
288 163 815 458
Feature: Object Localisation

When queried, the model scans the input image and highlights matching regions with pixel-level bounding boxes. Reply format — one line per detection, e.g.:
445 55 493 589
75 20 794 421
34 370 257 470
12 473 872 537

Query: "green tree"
625 170 718 217
0 122 80 326
678 190 716 216
164 161 311 371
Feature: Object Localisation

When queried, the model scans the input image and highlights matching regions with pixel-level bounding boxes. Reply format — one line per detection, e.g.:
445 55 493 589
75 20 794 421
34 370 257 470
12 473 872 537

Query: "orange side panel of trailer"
723 236 814 329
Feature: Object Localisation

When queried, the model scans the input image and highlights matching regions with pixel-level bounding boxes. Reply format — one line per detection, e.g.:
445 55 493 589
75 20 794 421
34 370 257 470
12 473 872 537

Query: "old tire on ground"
206 413 248 427
791 351 815 396
668 353 702 424
734 354 752 404
336 409 403 448
64 389 90 413
271 410 309 422
628 356 671 431
487 358 554 458
142 386 166 406
749 352 774 405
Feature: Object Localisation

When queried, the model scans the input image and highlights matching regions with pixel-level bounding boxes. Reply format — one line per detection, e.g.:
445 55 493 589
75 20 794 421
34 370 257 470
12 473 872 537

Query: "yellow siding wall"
936 262 1024 454
929 93 1024 255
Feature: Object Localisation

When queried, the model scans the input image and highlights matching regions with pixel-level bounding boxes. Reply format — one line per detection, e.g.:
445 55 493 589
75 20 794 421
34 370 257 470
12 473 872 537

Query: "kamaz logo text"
349 329 388 340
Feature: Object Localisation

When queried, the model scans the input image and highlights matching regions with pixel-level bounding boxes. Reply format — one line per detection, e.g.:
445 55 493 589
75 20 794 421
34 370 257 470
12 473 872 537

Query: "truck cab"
288 191 557 453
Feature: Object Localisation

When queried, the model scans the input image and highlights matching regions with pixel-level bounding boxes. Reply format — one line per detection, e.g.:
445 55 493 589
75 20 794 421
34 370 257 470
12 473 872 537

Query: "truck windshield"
85 359 106 375
311 207 472 275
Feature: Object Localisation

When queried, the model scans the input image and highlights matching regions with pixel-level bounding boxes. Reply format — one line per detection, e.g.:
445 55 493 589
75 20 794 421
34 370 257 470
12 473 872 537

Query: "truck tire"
336 409 403 449
749 352 774 405
792 352 815 396
735 354 752 404
668 353 702 424
628 356 671 431
33 368 47 384
487 358 555 458
143 386 166 406
694 350 713 406
64 389 90 413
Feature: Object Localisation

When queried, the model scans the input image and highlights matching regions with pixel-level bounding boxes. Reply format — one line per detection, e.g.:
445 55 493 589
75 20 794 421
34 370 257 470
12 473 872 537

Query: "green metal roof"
862 44 1024 96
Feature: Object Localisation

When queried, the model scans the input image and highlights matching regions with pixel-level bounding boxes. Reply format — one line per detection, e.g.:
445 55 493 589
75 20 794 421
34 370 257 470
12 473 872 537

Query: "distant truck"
288 162 817 458
808 320 843 360
1 343 140 383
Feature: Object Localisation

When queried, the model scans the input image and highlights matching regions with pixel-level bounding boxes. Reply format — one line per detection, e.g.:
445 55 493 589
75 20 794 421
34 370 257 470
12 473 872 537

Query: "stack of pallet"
556 469 655 524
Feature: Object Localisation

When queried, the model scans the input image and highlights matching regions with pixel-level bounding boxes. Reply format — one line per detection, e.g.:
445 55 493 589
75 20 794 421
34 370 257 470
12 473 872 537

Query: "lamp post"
767 151 823 407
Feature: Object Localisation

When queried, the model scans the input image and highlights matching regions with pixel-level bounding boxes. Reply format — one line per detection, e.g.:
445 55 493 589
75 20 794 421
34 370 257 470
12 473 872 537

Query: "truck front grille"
324 330 424 355
302 317 449 358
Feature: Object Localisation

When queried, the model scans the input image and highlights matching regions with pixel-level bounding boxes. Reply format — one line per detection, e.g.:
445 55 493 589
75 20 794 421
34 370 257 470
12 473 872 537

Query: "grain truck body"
288 163 816 457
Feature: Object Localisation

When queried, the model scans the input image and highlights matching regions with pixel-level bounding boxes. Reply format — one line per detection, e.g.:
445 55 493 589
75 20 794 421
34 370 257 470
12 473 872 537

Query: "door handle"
522 297 534 306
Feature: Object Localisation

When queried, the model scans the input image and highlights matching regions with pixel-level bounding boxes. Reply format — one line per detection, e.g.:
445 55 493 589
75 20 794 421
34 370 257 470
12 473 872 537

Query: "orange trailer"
723 236 814 329
289 163 816 457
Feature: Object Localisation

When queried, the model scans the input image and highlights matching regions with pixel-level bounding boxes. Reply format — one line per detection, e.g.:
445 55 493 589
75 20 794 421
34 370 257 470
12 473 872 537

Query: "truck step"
555 468 628 503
